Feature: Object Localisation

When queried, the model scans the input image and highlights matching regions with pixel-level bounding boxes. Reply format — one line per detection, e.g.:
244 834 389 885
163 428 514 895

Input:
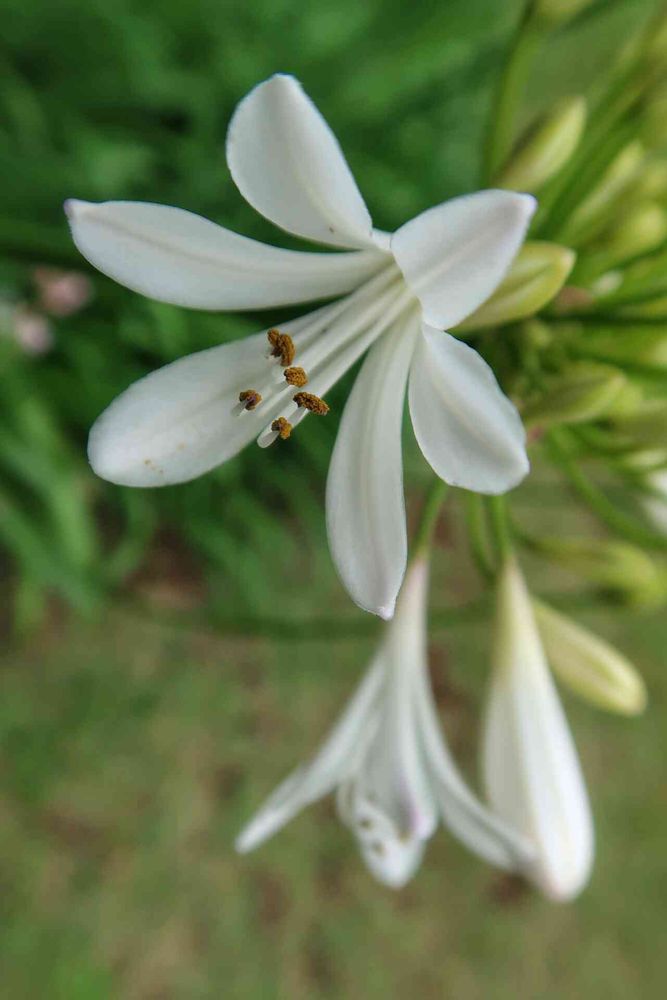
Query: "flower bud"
521 362 626 427
534 0 594 24
562 142 646 245
497 98 587 193
604 202 667 266
614 400 667 449
533 600 647 715
641 468 667 534
532 536 664 606
457 242 575 331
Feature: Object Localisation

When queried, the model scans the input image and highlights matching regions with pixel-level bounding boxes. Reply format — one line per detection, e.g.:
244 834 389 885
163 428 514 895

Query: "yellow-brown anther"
293 391 330 415
238 389 262 410
271 417 293 440
267 328 295 367
284 366 308 387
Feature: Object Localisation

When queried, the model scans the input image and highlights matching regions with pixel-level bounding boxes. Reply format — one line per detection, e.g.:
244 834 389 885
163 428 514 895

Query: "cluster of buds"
452 4 667 615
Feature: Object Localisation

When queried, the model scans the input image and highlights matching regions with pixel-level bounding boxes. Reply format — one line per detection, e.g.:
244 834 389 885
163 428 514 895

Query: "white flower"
482 557 594 901
236 557 534 889
65 74 534 618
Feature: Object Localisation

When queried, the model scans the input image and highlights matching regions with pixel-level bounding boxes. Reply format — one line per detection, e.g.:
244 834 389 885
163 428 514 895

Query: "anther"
271 417 293 440
267 328 295 367
238 389 262 411
284 366 308 387
293 391 329 415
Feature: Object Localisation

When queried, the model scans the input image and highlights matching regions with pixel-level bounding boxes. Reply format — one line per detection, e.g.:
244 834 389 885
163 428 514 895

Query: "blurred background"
1 0 666 996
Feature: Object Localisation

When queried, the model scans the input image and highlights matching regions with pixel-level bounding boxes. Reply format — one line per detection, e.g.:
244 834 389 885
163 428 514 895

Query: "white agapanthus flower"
65 74 535 618
482 557 594 901
236 557 534 888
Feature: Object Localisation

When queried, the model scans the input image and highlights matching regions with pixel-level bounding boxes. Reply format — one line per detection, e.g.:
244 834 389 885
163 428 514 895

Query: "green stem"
547 427 667 550
488 494 513 564
482 1 543 184
464 493 496 581
413 478 448 557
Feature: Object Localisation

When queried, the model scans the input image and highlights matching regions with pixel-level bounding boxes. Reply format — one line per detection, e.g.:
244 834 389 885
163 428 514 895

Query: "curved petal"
408 325 528 494
236 659 384 853
337 785 426 889
226 74 376 250
326 316 419 619
88 332 286 486
65 199 385 310
391 190 536 329
482 559 594 901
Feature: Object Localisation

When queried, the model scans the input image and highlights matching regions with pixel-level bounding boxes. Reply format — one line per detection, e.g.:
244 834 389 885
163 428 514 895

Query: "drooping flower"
65 74 534 618
482 557 594 901
236 557 534 888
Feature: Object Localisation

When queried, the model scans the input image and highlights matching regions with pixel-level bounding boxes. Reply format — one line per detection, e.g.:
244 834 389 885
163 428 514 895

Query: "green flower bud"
534 600 648 714
634 160 667 200
614 400 667 448
584 328 667 366
532 536 664 606
562 142 646 245
522 362 626 427
497 98 587 193
457 242 575 331
534 0 594 24
604 202 667 266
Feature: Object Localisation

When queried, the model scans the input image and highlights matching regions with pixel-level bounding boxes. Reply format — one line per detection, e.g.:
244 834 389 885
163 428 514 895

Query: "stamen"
238 389 262 411
293 391 329 415
271 417 293 440
284 366 308 387
267 328 295 367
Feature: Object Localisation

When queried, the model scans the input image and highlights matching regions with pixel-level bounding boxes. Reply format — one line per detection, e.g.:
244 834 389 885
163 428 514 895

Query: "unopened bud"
534 600 647 715
584 328 667 367
562 142 646 245
634 160 667 200
534 0 594 24
642 469 667 534
532 536 664 606
614 400 667 449
457 242 575 331
604 202 667 266
497 98 586 193
522 362 626 427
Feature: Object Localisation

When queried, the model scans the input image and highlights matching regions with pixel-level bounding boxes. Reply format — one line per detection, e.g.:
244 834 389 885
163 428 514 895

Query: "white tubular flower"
66 74 535 619
236 557 534 889
482 557 594 902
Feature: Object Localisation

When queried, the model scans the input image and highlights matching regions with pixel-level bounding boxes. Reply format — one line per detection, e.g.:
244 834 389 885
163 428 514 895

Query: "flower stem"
464 493 497 581
488 494 513 564
413 478 448 557
482 1 543 184
547 427 667 550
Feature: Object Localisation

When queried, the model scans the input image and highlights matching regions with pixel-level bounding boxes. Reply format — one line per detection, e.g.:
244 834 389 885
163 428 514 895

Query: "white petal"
394 559 536 871
88 332 283 486
482 559 594 901
236 659 384 853
326 316 419 619
227 74 377 251
408 325 528 494
338 786 426 889
65 199 385 309
391 190 536 328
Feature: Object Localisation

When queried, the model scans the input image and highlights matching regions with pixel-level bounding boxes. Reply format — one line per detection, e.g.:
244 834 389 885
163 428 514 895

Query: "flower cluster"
65 8 667 900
